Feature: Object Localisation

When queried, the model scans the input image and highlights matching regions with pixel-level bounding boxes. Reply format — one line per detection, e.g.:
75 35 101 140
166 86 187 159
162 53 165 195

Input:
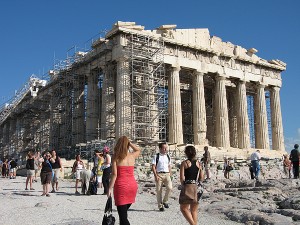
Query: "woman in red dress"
107 136 140 225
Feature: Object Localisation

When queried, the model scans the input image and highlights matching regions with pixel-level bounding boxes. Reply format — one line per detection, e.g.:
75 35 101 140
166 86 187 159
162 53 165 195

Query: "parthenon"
0 21 287 160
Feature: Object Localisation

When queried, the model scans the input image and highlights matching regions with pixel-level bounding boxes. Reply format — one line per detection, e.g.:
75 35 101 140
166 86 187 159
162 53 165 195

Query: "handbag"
102 196 115 225
179 160 202 204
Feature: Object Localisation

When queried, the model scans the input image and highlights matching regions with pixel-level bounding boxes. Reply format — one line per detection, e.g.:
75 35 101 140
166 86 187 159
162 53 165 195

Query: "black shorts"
40 172 52 185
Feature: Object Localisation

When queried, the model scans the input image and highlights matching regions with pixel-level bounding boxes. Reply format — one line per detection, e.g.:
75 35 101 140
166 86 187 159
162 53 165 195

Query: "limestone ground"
0 176 241 225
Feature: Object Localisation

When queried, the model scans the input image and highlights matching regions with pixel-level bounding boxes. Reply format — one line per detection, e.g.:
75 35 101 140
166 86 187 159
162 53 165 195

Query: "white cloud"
284 136 300 153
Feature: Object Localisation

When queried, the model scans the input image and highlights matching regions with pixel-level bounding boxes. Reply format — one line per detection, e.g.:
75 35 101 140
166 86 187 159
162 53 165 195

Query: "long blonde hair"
113 136 130 163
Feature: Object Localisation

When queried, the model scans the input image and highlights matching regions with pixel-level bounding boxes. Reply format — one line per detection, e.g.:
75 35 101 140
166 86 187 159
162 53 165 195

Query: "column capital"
193 70 204 76
257 83 266 88
171 66 181 72
215 75 226 81
271 86 280 92
237 79 246 84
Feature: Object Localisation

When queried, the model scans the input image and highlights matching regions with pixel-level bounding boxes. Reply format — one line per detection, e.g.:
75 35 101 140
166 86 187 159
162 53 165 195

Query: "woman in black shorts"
39 152 54 197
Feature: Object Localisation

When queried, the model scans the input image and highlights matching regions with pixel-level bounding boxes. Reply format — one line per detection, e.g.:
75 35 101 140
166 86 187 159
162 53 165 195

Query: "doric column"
192 71 207 145
101 64 116 140
215 76 230 148
254 84 269 149
72 77 85 145
168 66 183 144
270 86 284 150
86 71 99 141
116 58 131 139
236 81 251 149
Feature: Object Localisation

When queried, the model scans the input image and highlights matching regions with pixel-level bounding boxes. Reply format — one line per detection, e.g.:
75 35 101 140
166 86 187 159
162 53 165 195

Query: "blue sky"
0 0 299 150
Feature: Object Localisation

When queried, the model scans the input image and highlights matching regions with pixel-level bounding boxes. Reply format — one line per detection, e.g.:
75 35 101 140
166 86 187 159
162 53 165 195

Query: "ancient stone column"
270 86 284 151
86 71 99 141
72 77 85 145
236 81 251 149
192 71 207 145
101 64 116 140
214 76 230 148
116 58 131 139
254 84 270 149
168 66 183 144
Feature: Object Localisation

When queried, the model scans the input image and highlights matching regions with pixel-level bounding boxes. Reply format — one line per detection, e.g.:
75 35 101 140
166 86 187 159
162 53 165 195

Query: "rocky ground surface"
0 176 240 225
1 158 300 225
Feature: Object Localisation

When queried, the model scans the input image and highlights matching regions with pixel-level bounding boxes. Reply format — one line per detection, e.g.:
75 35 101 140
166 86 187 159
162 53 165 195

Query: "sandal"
25 188 28 190
30 188 35 190
41 193 46 196
46 194 50 197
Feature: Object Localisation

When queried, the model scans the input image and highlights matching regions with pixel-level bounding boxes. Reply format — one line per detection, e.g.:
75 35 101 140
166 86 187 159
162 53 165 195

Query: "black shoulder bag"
102 196 115 225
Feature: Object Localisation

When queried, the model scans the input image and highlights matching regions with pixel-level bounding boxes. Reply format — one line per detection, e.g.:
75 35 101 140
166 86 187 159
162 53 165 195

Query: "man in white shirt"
152 143 172 211
250 150 261 180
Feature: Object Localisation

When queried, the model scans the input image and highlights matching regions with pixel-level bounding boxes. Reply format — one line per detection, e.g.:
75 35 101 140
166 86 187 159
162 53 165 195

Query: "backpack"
155 153 170 166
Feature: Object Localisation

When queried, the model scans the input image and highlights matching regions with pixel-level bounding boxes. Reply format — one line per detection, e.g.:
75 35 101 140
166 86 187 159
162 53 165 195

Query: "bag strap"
104 196 113 214
46 160 53 170
196 160 201 182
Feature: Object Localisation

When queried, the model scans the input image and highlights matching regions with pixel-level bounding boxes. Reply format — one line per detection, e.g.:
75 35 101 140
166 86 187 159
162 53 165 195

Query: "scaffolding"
125 33 167 144
0 75 45 126
50 46 88 151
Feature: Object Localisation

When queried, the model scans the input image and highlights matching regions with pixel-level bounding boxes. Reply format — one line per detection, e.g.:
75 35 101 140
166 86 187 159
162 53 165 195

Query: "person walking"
25 151 35 190
151 142 172 211
203 146 211 180
2 159 8 178
50 150 62 193
33 152 41 182
179 145 204 225
39 152 55 197
0 159 3 176
107 136 140 225
223 157 234 179
9 158 17 179
102 146 112 195
72 154 85 195
283 154 292 178
250 150 261 180
289 144 300 179
95 150 104 188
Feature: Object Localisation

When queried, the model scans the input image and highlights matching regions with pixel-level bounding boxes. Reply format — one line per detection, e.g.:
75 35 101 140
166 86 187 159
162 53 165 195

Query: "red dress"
113 166 138 206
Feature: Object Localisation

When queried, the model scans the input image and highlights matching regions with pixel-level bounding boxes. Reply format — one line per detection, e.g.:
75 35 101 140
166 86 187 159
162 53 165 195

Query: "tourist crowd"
0 141 299 225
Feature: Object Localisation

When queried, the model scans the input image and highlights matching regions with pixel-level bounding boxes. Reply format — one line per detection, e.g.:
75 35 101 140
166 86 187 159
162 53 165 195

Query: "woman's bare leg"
180 204 195 225
190 203 199 225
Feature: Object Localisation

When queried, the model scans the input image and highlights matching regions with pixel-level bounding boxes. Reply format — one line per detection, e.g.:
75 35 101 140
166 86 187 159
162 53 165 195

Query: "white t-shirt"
152 153 171 173
250 152 261 161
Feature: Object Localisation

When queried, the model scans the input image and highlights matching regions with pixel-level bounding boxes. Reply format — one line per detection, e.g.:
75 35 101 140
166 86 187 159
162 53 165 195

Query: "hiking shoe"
159 206 164 211
163 203 169 208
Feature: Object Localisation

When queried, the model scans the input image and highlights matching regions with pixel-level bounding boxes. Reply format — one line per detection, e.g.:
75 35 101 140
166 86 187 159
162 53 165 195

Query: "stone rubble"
135 157 300 224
